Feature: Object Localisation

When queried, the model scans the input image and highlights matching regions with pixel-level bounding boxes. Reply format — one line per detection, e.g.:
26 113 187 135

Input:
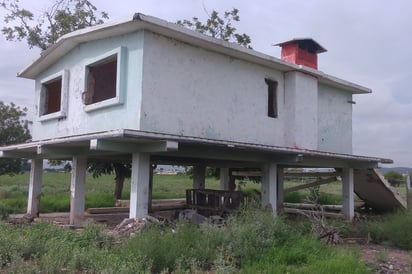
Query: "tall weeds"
362 209 412 250
0 208 369 273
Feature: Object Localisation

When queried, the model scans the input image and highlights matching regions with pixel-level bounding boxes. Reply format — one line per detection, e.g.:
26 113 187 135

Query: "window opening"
84 56 117 105
42 77 62 115
265 78 278 118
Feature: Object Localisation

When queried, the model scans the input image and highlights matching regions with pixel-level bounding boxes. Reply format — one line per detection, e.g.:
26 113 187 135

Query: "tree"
2 3 253 198
177 8 252 49
1 0 108 50
0 101 31 175
384 171 404 187
89 161 131 199
0 0 128 198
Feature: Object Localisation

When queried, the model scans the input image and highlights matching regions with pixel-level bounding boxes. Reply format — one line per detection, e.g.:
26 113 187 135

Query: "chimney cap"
274 38 327 54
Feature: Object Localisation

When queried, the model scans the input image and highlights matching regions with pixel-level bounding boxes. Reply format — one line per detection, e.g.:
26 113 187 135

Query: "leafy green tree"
1 0 108 50
2 3 253 198
88 161 131 199
0 101 31 175
0 0 128 197
384 171 404 187
177 8 252 49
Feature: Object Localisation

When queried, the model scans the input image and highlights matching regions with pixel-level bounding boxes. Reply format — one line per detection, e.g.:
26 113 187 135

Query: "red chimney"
275 38 326 69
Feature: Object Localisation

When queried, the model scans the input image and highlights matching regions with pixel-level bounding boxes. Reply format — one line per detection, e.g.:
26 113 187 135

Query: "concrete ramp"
354 169 406 211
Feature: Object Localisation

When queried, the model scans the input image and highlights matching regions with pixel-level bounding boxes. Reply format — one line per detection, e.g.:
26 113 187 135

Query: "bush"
384 171 404 187
241 235 369 273
285 191 306 203
362 209 412 250
0 208 369 273
225 209 291 265
118 221 222 273
0 202 11 220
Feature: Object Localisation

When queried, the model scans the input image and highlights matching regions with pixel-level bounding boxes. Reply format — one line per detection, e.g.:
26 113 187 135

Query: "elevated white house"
0 14 394 225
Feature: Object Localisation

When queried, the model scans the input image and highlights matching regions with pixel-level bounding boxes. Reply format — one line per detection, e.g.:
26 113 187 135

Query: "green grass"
1 171 403 272
361 209 412 250
0 172 350 215
0 209 370 273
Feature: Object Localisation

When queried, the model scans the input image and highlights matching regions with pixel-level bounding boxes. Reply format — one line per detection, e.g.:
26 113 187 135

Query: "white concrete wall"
318 84 353 154
30 29 354 155
283 71 318 150
140 31 286 146
31 31 145 141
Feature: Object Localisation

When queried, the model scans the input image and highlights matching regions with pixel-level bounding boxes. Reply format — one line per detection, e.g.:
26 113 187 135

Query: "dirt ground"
356 243 412 274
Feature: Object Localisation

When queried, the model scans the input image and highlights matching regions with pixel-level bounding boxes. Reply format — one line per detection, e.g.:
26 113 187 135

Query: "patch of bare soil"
359 244 411 274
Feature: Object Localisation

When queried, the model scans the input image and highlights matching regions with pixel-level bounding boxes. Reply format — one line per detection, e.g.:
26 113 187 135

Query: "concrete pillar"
70 156 87 226
277 167 284 213
27 159 43 217
148 164 154 212
193 164 206 189
229 171 236 191
261 162 277 214
406 175 411 209
220 167 230 190
129 153 150 219
342 168 354 221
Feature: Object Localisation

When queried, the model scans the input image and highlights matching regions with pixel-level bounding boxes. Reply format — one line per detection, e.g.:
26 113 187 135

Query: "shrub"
241 234 369 273
362 209 412 250
118 221 221 273
0 202 11 220
39 194 70 213
0 208 370 273
384 171 404 187
284 191 306 203
224 209 291 265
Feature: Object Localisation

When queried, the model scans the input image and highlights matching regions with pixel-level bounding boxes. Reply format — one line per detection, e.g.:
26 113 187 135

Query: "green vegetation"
361 209 412 250
0 172 347 216
383 170 404 187
0 209 369 273
0 172 230 215
0 101 31 176
2 172 412 272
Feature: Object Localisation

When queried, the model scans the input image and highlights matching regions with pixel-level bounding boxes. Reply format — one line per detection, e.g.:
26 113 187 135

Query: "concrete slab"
354 169 406 211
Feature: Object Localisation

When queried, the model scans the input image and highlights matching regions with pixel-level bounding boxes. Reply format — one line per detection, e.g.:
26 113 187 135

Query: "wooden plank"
283 201 365 211
85 213 129 224
284 172 341 177
91 199 188 214
283 207 345 219
231 171 341 178
284 177 337 193
283 202 342 211
87 207 129 214
231 171 262 177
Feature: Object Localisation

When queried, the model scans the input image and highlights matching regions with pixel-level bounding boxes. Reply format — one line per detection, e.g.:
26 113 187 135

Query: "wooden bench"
186 189 243 215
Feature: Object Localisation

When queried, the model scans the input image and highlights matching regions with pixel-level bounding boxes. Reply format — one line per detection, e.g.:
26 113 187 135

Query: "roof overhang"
18 13 371 95
0 129 392 169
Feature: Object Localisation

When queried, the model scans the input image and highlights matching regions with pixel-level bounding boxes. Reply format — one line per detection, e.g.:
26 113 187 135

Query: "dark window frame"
42 77 62 115
84 55 118 105
39 69 69 121
82 47 126 112
265 78 278 118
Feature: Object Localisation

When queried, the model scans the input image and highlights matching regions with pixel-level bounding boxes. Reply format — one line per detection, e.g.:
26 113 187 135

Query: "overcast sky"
0 0 411 167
